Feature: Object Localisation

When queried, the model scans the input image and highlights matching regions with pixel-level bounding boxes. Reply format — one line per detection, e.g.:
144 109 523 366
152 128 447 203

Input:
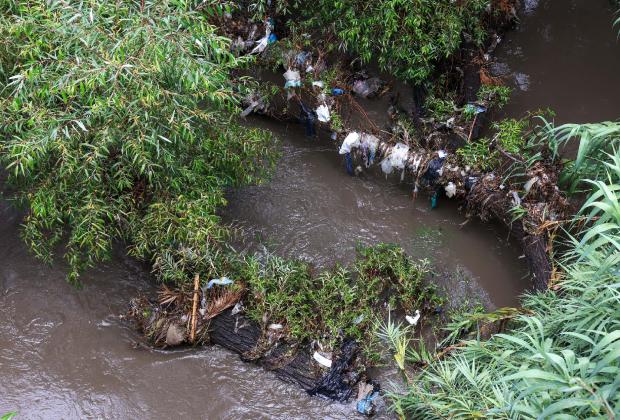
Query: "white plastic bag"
316 104 330 122
283 69 301 88
445 182 457 198
380 143 409 175
339 132 361 154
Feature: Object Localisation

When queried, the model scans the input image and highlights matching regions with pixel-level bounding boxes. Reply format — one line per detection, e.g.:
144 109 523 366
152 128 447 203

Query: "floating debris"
313 351 333 368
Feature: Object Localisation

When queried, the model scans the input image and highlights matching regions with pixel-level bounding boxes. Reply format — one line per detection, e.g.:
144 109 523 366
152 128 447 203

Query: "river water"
2 1 620 418
494 0 620 123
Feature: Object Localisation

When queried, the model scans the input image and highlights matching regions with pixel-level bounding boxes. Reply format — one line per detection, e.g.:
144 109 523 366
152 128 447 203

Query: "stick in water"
190 273 199 343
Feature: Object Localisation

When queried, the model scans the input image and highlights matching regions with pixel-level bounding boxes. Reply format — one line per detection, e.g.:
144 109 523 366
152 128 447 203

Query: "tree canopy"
0 0 277 282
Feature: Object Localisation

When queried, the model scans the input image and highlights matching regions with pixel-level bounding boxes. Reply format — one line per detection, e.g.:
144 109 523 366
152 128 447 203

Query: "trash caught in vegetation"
313 351 333 368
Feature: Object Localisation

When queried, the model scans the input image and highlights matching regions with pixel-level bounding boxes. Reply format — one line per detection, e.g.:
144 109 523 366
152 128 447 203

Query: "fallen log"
210 309 360 401
128 298 361 401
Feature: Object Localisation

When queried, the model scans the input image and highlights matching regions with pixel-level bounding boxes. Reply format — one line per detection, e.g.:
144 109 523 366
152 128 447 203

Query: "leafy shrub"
425 95 456 121
0 0 278 282
249 0 490 84
494 118 528 155
457 138 500 172
242 244 438 352
478 84 512 108
390 126 620 419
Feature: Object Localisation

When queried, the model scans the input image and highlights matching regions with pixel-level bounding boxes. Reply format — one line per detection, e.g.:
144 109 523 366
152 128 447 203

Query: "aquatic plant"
241 244 439 353
477 85 512 109
388 126 620 419
0 0 278 282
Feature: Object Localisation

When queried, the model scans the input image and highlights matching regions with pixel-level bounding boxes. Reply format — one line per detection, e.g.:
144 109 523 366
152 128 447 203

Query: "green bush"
242 244 438 352
390 124 620 419
457 138 500 172
250 0 490 84
0 0 278 282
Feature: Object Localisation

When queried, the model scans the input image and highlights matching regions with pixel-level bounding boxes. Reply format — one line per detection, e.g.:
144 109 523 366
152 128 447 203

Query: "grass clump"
457 138 500 172
242 244 440 353
387 123 620 419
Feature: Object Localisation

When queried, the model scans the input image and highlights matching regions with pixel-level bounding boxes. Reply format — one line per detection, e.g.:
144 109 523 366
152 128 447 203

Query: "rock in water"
165 323 186 346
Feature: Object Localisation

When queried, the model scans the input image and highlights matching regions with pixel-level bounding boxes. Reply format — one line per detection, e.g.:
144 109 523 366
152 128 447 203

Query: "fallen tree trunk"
128 298 362 402
209 308 360 401
466 180 552 291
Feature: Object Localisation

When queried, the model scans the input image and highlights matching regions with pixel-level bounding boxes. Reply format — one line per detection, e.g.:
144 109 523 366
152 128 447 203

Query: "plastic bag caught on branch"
380 143 409 176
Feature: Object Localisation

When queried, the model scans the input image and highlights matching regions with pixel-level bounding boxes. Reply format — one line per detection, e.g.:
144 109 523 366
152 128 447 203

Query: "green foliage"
1 413 16 420
494 118 528 155
534 120 620 194
390 140 620 419
457 138 500 172
241 244 438 352
425 95 456 121
0 0 278 282
262 0 490 83
477 85 512 108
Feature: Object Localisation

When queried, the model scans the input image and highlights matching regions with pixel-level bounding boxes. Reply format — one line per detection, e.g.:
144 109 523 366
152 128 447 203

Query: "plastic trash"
240 100 261 118
313 351 333 368
268 323 283 330
352 77 383 98
524 177 538 193
380 143 409 176
339 132 361 154
283 68 301 89
231 301 244 315
299 101 316 136
345 152 354 175
251 37 269 54
312 80 324 89
465 176 478 190
206 277 234 289
405 309 421 326
251 21 274 54
295 51 311 67
431 191 438 209
331 88 345 96
316 104 330 122
357 391 379 416
423 157 445 184
445 182 457 198
268 33 277 43
360 133 379 167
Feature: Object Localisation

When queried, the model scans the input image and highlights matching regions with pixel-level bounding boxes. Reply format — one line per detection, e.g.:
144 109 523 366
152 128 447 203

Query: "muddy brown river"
2 0 620 418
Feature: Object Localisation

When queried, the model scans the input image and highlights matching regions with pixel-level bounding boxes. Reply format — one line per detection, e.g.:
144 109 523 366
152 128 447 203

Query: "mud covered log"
466 177 555 291
209 308 360 401
129 297 362 402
